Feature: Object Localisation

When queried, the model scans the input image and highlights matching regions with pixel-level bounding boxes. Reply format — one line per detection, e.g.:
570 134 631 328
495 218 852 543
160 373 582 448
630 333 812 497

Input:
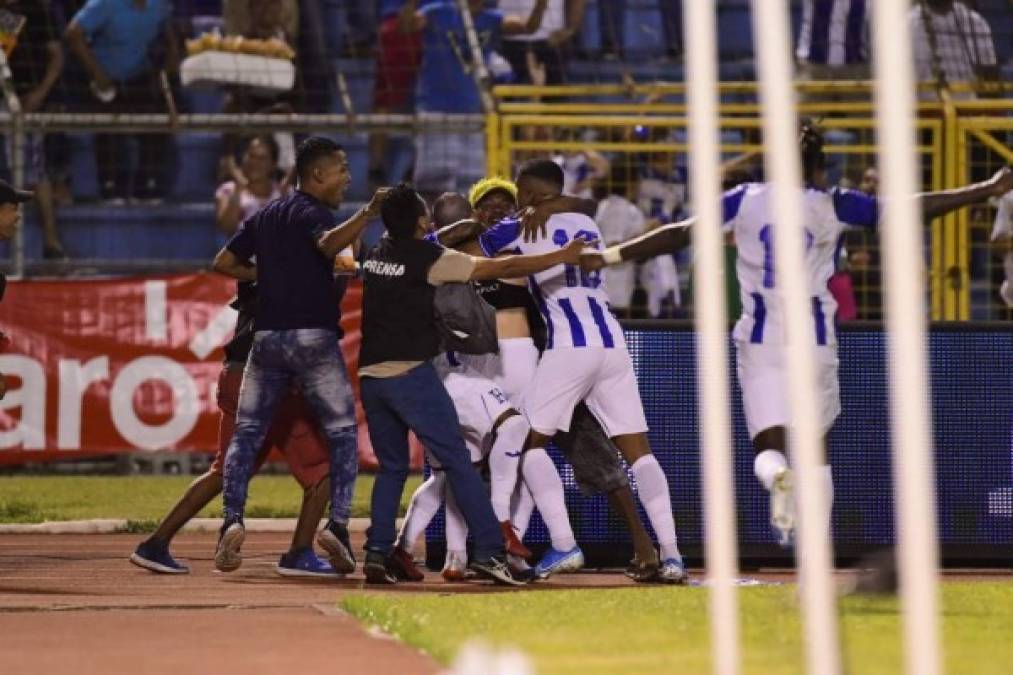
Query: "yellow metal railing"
486 83 1013 320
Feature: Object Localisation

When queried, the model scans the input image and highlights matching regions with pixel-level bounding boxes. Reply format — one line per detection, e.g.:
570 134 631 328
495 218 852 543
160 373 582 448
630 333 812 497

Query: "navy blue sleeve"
307 204 336 239
226 216 256 262
832 187 879 229
721 184 748 229
478 217 522 256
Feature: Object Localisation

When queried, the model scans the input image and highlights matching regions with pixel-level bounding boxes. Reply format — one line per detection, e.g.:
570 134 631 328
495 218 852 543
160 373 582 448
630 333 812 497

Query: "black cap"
0 179 33 205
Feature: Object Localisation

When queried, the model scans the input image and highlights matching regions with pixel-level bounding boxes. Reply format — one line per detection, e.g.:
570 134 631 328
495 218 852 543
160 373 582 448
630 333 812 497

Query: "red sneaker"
388 546 424 582
500 521 532 560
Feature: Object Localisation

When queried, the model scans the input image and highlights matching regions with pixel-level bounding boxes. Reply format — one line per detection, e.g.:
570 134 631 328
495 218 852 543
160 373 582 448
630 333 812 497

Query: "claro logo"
0 280 238 452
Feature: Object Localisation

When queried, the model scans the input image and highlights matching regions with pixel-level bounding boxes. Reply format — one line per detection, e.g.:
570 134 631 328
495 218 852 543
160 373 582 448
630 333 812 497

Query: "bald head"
432 192 473 229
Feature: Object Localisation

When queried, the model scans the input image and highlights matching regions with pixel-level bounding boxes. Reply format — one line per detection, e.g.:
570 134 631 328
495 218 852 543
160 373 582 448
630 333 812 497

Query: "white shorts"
735 341 841 440
459 337 539 407
433 353 514 463
521 346 648 437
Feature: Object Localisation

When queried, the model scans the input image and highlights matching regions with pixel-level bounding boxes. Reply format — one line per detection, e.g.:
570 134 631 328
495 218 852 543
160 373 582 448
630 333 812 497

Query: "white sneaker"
770 468 796 547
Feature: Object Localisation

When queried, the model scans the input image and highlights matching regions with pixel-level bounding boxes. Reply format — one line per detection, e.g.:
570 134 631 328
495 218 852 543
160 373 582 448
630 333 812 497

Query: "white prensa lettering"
362 260 406 277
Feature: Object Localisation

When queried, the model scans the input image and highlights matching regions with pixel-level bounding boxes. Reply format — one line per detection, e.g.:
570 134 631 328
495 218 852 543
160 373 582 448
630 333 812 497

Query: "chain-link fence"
1 0 1010 319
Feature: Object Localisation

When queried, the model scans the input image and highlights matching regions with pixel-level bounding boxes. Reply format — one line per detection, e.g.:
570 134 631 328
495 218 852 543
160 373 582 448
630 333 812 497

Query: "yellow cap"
468 177 517 208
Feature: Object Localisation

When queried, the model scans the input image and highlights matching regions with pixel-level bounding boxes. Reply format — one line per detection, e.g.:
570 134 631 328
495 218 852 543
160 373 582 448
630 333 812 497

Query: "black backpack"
433 282 498 355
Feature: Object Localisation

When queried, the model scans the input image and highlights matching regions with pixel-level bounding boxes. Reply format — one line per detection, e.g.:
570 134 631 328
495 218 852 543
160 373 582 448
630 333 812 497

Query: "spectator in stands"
992 188 1013 310
844 165 882 320
65 0 177 203
498 0 585 85
594 165 643 317
368 0 438 191
0 0 66 258
553 129 608 199
222 0 297 43
909 0 998 100
597 0 681 60
215 135 290 244
221 0 301 174
398 0 548 199
795 0 871 86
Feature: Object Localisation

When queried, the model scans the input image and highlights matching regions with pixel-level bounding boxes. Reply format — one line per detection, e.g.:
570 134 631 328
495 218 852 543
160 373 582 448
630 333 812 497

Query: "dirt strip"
2 532 1008 675
0 532 440 675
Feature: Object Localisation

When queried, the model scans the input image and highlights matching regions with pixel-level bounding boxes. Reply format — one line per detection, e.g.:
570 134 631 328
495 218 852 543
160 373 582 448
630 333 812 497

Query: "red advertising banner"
0 273 420 469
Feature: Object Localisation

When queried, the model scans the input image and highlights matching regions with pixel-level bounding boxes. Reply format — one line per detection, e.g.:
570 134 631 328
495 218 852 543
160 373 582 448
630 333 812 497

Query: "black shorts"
555 402 629 495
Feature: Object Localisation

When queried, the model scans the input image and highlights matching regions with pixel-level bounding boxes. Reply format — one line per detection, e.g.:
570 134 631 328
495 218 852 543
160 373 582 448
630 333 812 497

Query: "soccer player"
432 181 669 580
358 183 589 585
478 160 688 584
581 123 1013 546
130 283 341 577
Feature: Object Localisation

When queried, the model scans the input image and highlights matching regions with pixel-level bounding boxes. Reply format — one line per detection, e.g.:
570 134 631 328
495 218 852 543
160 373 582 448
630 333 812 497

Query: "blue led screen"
427 324 1013 565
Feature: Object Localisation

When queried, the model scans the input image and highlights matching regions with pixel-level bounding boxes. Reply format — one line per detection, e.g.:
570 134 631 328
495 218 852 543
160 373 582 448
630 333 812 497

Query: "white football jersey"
479 212 624 349
722 182 879 346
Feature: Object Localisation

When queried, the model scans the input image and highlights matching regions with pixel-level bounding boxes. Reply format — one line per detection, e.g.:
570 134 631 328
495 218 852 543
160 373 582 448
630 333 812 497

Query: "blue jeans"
361 362 502 559
223 329 358 523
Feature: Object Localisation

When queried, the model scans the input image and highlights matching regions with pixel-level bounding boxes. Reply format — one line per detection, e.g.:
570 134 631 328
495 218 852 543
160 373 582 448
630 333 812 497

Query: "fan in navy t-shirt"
210 137 390 577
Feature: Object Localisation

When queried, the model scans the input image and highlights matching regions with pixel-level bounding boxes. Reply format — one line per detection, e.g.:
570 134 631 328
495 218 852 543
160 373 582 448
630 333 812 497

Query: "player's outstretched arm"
581 218 695 271
434 219 487 249
470 237 593 281
919 167 1012 220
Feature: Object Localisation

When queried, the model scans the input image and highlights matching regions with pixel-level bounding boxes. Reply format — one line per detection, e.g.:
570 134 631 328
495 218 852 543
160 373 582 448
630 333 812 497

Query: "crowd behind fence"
0 0 1010 322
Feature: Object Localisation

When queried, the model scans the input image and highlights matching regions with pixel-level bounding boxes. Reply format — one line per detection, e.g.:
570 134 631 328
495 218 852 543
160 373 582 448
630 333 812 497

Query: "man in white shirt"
595 168 644 316
992 190 1013 309
498 0 585 84
909 0 998 99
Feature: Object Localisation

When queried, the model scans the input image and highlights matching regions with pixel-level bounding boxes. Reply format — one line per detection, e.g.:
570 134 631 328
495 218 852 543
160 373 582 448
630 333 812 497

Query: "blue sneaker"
130 539 189 575
534 546 584 579
214 517 245 572
657 558 688 585
276 548 337 578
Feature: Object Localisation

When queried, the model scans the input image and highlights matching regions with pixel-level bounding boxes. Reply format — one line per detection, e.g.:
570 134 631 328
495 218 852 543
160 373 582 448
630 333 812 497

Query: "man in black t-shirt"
358 183 589 586
0 0 65 257
211 136 388 575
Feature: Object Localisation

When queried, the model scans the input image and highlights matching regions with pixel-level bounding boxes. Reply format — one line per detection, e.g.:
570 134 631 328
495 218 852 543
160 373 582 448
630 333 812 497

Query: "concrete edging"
0 517 377 535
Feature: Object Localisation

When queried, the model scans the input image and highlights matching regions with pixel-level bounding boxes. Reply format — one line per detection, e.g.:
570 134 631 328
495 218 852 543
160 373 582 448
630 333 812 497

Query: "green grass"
343 582 1013 675
0 474 421 525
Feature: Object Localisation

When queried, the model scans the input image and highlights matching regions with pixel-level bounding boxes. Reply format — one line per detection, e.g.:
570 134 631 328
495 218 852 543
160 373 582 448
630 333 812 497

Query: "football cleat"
770 468 796 548
534 546 584 579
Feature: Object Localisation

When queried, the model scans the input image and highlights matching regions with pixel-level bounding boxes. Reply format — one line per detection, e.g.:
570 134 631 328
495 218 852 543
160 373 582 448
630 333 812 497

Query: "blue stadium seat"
333 58 376 114
171 133 222 201
717 5 754 61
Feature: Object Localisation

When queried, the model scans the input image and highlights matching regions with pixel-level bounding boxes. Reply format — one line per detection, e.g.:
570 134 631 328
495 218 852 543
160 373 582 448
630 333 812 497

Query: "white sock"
444 484 469 561
631 454 681 562
521 448 577 552
510 483 536 540
754 449 789 491
488 415 528 522
396 473 446 551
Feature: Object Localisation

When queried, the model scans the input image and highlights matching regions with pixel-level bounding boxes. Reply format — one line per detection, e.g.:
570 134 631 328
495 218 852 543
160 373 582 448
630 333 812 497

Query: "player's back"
725 182 858 346
481 212 623 350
